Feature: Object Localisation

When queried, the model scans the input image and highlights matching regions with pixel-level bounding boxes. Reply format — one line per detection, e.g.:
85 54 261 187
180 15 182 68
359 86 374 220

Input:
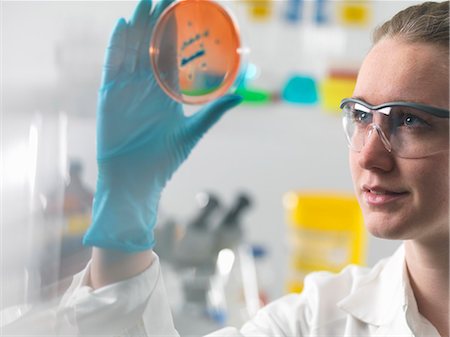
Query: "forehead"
353 38 449 108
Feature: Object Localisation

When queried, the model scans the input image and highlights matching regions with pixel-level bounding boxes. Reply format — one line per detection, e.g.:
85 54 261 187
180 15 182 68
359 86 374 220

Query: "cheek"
410 156 449 221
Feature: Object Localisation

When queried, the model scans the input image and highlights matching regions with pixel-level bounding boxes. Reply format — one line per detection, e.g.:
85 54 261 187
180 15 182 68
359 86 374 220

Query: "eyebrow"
350 96 378 105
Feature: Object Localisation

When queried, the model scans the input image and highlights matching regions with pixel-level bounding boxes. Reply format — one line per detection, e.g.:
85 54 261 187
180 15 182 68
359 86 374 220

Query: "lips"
362 185 409 206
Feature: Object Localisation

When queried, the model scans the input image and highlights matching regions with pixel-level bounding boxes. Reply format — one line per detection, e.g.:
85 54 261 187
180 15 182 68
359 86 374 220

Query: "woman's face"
350 37 449 244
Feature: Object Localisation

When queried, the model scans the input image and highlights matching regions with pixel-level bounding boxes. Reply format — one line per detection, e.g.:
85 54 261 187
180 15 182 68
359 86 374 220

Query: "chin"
363 213 412 240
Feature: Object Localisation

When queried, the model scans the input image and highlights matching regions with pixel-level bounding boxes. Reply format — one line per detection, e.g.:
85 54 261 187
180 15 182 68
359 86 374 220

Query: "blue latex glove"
83 0 243 252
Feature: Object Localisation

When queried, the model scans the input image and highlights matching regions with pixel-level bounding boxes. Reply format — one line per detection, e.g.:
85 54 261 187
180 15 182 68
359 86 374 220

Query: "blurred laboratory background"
2 0 420 334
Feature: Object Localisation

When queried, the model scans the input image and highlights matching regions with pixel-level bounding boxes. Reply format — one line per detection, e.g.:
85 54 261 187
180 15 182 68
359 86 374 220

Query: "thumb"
183 94 243 144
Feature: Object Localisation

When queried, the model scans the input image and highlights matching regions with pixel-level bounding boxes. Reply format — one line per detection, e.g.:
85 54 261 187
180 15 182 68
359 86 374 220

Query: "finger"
140 0 177 71
101 18 128 86
150 0 176 26
125 0 152 73
129 0 152 29
183 94 243 145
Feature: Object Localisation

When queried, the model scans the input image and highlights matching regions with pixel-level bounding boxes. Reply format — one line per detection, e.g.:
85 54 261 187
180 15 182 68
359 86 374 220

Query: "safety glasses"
340 98 449 159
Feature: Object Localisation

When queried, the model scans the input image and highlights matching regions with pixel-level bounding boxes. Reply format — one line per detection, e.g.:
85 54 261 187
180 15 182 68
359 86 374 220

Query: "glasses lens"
342 101 371 152
388 106 449 158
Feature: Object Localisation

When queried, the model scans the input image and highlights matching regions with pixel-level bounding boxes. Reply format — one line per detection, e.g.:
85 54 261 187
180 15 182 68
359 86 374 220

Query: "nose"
357 124 395 172
367 124 392 153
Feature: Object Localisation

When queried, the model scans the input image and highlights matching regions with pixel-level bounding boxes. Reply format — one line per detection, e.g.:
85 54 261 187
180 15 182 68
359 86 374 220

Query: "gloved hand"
83 0 243 252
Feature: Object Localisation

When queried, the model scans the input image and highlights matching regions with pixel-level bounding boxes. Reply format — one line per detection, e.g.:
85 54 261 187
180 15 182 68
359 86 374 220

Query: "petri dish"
150 0 243 105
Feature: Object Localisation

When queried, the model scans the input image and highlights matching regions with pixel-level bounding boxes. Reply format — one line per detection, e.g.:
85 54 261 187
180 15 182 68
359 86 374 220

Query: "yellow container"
247 0 273 20
339 1 371 27
319 77 356 114
283 191 366 293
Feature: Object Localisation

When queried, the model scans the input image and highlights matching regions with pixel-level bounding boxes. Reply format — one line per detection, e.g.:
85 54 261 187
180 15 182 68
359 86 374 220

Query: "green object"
282 75 318 104
235 87 272 104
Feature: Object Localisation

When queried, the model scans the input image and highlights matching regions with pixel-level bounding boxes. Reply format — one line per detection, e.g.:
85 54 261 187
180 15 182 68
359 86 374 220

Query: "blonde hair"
373 1 449 51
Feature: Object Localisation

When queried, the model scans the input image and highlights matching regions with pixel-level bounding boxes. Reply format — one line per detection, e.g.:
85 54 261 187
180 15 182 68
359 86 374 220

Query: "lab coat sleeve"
58 253 179 336
60 254 311 337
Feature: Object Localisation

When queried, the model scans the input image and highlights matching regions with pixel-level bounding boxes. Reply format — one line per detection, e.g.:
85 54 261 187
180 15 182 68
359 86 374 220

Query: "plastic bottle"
59 159 93 280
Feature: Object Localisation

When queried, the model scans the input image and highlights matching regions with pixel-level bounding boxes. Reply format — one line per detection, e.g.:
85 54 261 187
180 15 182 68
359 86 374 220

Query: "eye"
397 112 429 128
404 114 425 126
353 109 372 124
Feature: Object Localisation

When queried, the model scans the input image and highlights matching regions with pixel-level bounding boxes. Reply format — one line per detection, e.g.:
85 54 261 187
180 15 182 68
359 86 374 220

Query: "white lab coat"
2 244 440 336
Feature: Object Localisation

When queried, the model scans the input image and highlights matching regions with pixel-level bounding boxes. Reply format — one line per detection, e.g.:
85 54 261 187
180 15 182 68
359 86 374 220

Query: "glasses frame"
340 98 450 119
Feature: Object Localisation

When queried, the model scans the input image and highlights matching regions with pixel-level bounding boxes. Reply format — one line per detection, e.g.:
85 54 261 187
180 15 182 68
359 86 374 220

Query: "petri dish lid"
150 0 242 105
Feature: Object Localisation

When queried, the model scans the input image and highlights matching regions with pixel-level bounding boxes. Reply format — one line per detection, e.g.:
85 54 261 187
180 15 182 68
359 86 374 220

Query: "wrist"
83 176 162 252
89 247 155 289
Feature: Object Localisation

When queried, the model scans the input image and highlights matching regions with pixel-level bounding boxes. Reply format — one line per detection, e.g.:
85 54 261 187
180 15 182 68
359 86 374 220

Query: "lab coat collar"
337 245 408 327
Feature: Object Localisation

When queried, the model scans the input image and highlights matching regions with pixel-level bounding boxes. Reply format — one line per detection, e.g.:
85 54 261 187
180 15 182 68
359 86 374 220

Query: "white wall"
3 0 421 300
